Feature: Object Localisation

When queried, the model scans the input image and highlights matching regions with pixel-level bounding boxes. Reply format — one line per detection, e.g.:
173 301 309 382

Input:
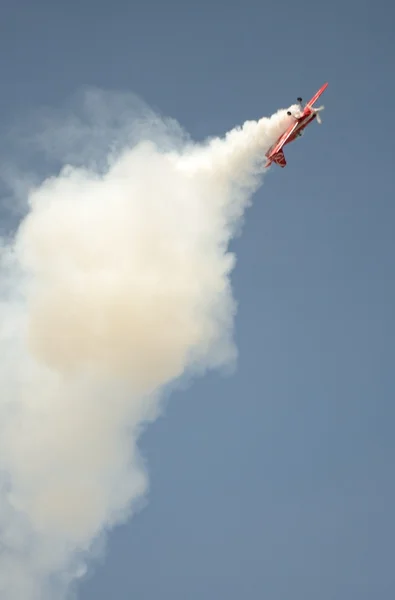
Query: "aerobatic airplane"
265 82 328 168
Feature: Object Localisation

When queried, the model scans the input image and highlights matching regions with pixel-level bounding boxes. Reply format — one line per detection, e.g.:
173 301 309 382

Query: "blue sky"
1 0 394 599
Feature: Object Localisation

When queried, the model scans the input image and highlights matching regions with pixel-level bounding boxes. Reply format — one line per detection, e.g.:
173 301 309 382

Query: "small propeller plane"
265 82 328 169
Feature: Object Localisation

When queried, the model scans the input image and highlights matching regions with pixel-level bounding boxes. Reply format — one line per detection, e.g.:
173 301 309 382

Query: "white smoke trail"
0 90 295 599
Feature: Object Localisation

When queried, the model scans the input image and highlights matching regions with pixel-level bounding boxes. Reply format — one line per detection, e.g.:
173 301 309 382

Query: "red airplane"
265 82 328 168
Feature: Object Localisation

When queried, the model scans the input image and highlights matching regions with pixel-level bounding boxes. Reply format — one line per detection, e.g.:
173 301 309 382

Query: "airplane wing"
306 82 328 108
266 120 299 158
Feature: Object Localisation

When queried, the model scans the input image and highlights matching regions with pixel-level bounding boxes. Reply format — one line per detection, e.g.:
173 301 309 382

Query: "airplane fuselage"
283 110 316 147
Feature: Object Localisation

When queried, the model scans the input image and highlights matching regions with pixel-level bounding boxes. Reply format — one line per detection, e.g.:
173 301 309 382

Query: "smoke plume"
0 89 295 599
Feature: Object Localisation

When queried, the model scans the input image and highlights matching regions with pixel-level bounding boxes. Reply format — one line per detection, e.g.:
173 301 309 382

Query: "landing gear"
297 97 302 102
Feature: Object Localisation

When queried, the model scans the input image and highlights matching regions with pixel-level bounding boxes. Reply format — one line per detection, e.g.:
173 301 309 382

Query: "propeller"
314 105 325 124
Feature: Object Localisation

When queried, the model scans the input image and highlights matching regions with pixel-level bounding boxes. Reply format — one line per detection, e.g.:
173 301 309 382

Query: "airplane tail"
267 149 286 168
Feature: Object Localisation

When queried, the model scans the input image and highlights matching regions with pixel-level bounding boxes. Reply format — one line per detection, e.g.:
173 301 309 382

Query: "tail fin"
270 149 287 168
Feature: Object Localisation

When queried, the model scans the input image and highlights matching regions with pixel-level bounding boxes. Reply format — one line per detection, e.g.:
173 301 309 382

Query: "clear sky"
0 0 394 599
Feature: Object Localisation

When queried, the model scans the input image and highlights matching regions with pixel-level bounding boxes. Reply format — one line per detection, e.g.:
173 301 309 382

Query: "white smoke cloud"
0 89 295 599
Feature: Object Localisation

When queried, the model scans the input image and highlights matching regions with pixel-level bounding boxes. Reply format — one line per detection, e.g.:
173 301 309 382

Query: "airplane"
265 82 328 169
